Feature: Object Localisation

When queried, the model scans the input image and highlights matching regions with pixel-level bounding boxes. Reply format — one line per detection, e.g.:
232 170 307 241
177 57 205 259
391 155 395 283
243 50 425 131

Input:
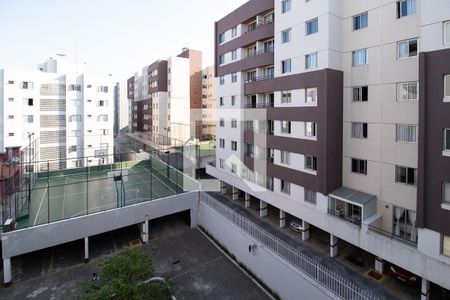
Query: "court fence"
200 192 380 300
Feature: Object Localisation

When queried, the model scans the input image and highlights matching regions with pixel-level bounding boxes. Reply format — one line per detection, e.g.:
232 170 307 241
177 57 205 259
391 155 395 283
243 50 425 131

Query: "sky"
0 0 247 81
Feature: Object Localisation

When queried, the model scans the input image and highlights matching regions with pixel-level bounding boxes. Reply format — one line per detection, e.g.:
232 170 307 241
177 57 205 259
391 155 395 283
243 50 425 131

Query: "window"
353 86 368 102
87 85 92 88
70 115 81 122
305 189 317 205
282 59 291 73
444 129 450 151
445 21 450 45
219 97 224 106
219 76 225 85
231 163 237 174
281 180 291 195
282 0 291 13
281 121 291 134
8 80 14 84
219 55 225 65
25 115 33 123
282 29 291 43
21 81 34 89
353 49 368 66
397 82 418 101
396 124 417 142
305 52 318 69
305 122 316 137
72 130 81 137
219 139 225 148
443 182 450 205
396 166 416 185
8 115 13 119
220 118 225 127
305 155 317 171
306 18 318 35
444 75 450 100
98 100 107 107
398 39 418 59
98 114 108 122
8 98 14 102
101 129 109 135
231 26 237 38
231 96 236 106
397 0 417 19
351 158 367 175
231 50 237 61
281 91 291 103
98 86 108 93
264 40 274 53
27 98 33 106
8 133 14 137
231 119 237 128
306 88 317 103
231 141 237 151
280 151 291 165
351 122 368 139
231 73 237 83
353 12 368 30
219 33 225 44
68 84 81 91
219 159 225 169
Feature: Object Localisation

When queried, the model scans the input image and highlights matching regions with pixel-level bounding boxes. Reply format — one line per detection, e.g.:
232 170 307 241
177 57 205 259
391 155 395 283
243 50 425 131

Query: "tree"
82 247 172 300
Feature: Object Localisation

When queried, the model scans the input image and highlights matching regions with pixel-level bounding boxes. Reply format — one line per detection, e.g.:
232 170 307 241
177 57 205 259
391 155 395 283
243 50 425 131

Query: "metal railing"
201 193 379 300
245 47 274 59
245 74 274 84
327 209 362 226
368 224 417 248
244 101 274 108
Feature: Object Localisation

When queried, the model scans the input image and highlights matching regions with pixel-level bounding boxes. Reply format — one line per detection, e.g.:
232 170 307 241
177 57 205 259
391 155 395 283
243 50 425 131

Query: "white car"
289 221 303 233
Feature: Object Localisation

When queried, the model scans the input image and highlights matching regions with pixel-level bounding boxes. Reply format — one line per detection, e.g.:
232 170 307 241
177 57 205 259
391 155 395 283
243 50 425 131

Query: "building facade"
208 0 450 296
201 65 217 141
0 54 115 171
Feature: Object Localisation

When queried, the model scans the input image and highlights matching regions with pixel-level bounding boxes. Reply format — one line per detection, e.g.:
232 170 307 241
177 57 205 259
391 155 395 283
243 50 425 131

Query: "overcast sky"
0 0 247 81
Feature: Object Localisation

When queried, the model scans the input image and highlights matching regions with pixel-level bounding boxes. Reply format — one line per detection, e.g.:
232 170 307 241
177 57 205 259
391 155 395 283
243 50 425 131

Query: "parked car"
389 264 419 285
289 220 303 233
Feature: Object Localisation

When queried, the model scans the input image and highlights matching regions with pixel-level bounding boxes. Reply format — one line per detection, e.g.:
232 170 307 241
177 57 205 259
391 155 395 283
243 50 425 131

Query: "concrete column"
259 200 268 217
141 220 149 243
330 234 338 258
3 258 11 285
375 257 384 274
279 210 286 228
232 187 239 201
421 278 430 300
84 237 89 262
220 181 226 194
302 221 310 241
190 207 198 228
244 193 251 208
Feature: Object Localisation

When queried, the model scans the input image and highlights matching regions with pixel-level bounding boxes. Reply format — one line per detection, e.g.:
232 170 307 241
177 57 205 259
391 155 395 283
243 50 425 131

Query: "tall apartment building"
201 65 217 140
0 54 115 170
127 48 213 145
207 0 450 296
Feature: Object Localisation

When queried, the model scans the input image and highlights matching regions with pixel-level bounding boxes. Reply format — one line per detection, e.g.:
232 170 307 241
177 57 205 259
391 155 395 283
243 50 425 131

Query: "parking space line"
169 256 223 281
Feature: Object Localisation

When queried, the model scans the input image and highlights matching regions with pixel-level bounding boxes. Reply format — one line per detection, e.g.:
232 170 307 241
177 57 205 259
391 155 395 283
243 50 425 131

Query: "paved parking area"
0 213 269 300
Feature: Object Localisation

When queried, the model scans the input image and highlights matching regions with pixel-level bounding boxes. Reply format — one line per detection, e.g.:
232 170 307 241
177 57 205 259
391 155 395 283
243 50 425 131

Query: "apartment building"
0 54 115 170
207 0 450 297
201 65 217 140
127 48 215 145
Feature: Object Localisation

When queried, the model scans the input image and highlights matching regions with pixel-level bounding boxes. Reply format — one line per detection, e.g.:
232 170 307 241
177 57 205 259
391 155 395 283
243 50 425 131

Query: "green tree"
82 247 172 300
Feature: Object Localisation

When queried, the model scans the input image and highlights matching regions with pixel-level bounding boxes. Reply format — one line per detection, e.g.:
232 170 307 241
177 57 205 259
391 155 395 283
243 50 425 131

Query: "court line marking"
62 178 68 219
133 172 163 199
33 184 48 225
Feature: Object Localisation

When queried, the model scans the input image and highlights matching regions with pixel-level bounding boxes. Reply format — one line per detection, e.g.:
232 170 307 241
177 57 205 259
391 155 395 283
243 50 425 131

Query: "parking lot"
0 213 270 300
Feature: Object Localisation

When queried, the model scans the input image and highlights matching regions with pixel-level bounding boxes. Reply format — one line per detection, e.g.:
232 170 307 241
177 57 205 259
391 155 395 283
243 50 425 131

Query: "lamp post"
27 132 35 203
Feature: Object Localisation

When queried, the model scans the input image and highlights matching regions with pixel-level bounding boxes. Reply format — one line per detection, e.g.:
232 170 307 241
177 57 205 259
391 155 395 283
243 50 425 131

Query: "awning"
329 186 377 221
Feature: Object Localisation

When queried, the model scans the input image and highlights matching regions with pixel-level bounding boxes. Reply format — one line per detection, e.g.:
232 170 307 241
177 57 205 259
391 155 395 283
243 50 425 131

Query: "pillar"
375 257 384 274
302 221 310 241
279 210 286 228
84 237 89 262
190 207 198 228
141 220 149 244
421 278 430 300
3 258 11 285
220 181 226 194
330 234 338 258
259 200 267 217
232 187 239 201
245 193 250 208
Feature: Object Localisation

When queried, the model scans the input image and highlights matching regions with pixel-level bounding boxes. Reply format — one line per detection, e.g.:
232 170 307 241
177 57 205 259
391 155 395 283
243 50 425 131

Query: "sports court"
13 158 196 229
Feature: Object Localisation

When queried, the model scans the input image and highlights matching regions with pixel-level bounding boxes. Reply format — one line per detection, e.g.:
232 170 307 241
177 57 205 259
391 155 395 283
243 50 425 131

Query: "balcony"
368 214 418 247
244 47 274 59
245 73 274 84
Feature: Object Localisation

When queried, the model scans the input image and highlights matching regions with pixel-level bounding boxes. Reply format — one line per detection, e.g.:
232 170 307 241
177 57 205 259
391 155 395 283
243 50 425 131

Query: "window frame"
397 82 419 101
445 21 450 45
231 141 237 151
396 124 417 143
281 28 291 44
395 165 417 186
305 52 318 69
306 18 319 35
351 122 368 139
444 75 450 101
306 87 318 103
281 59 292 74
353 12 368 31
305 155 317 171
281 121 291 134
281 91 292 103
443 182 450 205
304 189 317 205
397 0 417 19
444 128 450 152
352 49 368 66
351 158 367 175
281 180 291 195
281 0 291 14
397 38 418 59
352 86 369 102
305 122 316 137
280 150 291 165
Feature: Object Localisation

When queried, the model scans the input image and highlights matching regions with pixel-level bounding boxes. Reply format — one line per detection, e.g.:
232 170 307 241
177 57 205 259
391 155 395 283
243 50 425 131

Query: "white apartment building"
208 0 450 298
0 54 115 170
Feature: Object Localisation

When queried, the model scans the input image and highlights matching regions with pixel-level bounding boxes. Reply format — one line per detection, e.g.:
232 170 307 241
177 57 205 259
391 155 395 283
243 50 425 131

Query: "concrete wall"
2 191 199 259
198 199 332 300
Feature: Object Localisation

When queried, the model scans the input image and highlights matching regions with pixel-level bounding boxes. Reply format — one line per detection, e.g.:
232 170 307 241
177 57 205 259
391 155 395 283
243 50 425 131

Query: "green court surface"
16 159 191 230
